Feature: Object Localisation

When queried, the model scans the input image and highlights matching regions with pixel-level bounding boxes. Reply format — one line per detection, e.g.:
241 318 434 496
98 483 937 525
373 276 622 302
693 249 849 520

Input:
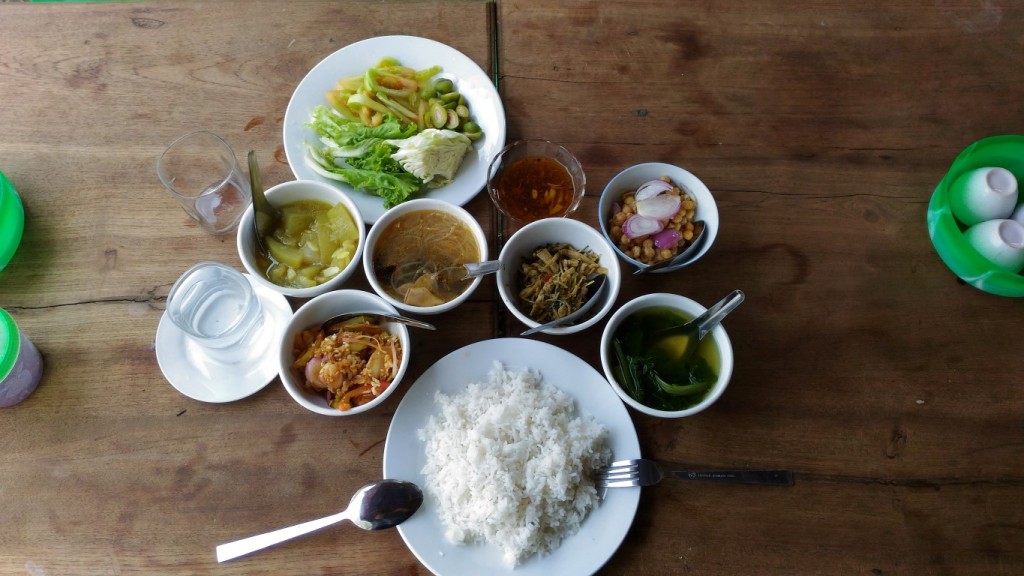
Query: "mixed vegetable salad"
305 57 484 208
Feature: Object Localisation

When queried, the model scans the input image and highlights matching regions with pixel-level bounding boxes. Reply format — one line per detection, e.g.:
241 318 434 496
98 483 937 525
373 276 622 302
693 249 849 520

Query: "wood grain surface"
2 1 1023 575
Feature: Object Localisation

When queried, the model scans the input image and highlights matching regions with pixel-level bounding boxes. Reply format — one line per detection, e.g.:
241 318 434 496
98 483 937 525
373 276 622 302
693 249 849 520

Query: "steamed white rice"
418 362 611 567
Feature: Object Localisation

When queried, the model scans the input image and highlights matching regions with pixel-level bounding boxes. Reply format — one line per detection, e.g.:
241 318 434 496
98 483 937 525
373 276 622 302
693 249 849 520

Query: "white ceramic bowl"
600 293 733 418
363 198 488 315
497 217 621 335
237 180 366 298
278 289 410 416
598 162 719 273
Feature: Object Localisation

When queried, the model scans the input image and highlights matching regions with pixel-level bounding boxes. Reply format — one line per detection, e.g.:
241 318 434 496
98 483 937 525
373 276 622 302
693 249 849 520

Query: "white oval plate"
155 275 293 403
283 35 507 224
384 338 641 576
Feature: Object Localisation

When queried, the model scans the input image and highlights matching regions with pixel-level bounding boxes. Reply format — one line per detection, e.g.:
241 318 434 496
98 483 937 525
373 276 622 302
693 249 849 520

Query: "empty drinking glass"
157 131 251 235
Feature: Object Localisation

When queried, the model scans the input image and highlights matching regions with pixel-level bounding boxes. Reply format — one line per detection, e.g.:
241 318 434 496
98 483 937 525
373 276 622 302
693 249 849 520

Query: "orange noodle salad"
291 315 402 411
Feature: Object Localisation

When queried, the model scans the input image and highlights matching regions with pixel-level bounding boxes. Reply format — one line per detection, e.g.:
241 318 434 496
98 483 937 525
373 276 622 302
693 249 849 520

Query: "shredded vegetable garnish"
517 243 607 323
291 315 402 411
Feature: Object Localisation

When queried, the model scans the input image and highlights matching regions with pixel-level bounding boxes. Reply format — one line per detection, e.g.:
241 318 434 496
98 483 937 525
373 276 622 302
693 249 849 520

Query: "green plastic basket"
927 135 1024 297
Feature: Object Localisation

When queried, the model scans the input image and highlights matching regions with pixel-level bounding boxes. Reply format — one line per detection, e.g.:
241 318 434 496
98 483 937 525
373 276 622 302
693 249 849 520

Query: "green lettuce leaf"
305 141 421 208
305 106 422 207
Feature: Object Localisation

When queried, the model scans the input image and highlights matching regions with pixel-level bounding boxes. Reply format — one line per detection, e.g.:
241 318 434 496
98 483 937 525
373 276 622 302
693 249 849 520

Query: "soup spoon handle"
693 290 744 341
464 259 500 278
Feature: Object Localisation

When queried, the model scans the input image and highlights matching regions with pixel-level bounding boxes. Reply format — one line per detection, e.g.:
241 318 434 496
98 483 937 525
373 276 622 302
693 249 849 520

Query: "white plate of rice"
383 338 641 575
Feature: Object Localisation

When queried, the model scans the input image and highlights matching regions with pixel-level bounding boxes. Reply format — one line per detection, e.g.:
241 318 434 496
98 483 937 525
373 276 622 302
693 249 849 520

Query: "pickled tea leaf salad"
305 57 484 208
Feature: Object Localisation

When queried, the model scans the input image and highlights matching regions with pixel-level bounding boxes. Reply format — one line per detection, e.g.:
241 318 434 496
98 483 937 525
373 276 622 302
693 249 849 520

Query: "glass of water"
157 131 251 235
166 261 264 351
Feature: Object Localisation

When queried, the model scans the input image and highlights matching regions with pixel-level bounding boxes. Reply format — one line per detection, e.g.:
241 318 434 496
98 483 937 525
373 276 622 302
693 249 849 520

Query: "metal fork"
595 459 794 488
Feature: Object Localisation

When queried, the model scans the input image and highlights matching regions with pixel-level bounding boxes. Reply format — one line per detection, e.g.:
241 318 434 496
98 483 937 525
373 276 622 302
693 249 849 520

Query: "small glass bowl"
486 139 585 226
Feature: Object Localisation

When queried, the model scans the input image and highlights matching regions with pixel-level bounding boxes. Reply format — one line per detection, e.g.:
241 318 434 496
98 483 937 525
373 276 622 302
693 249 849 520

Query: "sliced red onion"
622 214 665 239
652 228 683 249
634 179 674 201
305 356 323 386
636 193 681 220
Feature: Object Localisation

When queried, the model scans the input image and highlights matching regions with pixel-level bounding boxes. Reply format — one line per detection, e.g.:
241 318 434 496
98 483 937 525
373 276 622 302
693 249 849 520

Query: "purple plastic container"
0 308 43 407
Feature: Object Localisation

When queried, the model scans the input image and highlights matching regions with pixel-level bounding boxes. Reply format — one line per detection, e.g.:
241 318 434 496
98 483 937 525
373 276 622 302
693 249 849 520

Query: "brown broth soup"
492 156 575 223
372 210 480 307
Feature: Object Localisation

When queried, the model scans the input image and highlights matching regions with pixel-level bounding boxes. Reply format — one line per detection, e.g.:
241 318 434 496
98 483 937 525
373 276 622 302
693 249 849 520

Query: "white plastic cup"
1011 202 1024 226
963 218 1024 273
166 261 265 352
948 167 1018 226
157 131 252 235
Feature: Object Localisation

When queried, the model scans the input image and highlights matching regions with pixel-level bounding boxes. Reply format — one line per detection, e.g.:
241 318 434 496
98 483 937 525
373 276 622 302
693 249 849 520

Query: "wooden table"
2 1 1023 574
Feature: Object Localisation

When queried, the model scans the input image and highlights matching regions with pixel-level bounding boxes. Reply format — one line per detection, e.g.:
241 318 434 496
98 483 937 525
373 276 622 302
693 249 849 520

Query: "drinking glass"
157 131 251 235
166 261 265 351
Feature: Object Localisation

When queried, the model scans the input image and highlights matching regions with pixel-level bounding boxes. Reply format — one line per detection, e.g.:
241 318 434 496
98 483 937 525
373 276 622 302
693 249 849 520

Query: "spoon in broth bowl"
389 259 500 298
654 289 745 364
215 480 423 562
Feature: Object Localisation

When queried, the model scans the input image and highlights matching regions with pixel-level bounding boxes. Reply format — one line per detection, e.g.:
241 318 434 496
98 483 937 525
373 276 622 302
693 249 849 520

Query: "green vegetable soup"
610 306 720 411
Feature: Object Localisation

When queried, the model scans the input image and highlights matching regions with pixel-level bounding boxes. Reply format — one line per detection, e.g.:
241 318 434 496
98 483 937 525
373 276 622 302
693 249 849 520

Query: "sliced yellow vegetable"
266 237 304 268
281 209 315 237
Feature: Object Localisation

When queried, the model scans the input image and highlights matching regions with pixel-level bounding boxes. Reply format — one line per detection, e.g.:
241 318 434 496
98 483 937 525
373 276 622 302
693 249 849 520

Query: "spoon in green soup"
655 289 745 364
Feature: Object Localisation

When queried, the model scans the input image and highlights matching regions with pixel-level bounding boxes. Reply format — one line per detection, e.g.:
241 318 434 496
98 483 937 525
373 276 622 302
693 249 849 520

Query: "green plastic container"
927 135 1024 297
0 308 43 407
0 171 25 273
